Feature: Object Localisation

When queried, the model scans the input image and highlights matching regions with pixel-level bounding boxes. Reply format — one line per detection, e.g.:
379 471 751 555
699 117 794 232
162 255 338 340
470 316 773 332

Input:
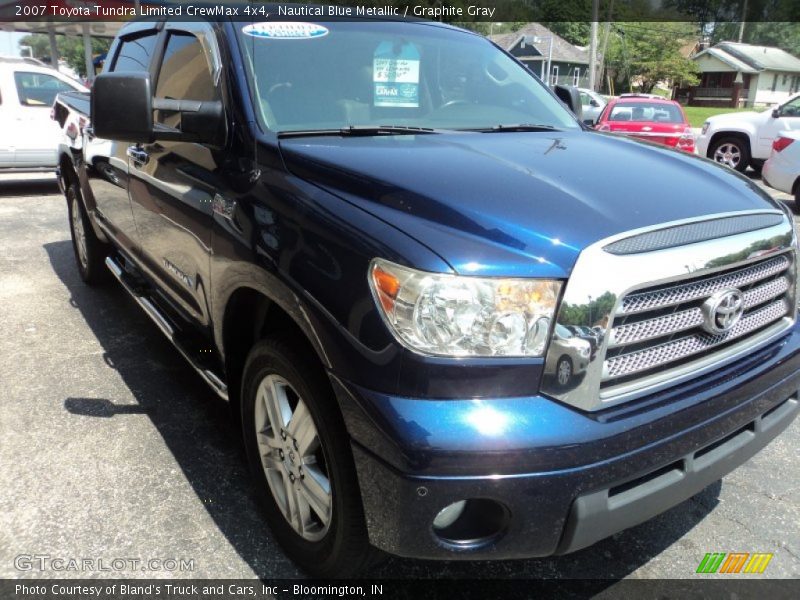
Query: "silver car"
578 88 606 125
544 324 592 387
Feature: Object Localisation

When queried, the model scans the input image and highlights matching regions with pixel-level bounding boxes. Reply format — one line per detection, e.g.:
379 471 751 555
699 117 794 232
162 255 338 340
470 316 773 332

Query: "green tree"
709 22 800 57
546 22 591 46
606 22 700 93
19 34 111 77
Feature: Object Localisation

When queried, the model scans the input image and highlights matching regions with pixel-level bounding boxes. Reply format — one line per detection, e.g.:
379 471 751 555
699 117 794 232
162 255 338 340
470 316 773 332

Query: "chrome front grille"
540 210 797 412
619 255 790 315
603 253 794 389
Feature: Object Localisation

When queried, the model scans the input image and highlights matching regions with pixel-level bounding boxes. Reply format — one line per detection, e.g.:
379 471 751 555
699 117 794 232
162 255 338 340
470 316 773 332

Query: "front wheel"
794 184 800 213
710 136 750 173
556 356 573 387
241 336 375 576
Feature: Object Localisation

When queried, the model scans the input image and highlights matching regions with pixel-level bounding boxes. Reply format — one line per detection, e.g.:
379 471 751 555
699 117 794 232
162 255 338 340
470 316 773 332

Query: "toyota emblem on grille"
702 288 745 335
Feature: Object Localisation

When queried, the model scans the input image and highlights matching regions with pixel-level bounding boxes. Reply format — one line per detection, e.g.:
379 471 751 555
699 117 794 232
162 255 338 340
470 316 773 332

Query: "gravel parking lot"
1 173 798 583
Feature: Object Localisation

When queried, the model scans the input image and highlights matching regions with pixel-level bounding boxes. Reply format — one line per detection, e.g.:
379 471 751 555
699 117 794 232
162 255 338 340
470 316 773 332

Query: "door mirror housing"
91 72 225 146
772 108 781 118
92 72 153 143
554 85 583 121
590 99 600 107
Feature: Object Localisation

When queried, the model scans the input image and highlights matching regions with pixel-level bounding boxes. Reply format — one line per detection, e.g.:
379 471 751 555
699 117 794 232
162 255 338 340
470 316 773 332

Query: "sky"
0 31 26 56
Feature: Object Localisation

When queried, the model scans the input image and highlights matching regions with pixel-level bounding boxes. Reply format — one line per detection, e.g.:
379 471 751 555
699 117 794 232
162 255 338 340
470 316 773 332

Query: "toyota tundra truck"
54 16 800 576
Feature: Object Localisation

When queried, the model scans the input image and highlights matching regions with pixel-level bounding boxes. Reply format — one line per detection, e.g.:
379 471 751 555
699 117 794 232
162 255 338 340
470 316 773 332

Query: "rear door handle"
126 145 150 167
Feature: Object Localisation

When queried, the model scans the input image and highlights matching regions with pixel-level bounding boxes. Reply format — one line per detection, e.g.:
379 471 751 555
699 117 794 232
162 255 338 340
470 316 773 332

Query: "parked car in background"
619 92 663 99
0 57 87 171
595 96 695 153
565 324 599 356
578 88 606 124
696 92 800 173
545 325 592 387
763 131 800 204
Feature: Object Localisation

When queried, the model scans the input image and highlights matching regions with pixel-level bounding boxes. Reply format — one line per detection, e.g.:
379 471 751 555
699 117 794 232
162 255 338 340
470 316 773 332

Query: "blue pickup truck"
53 16 800 576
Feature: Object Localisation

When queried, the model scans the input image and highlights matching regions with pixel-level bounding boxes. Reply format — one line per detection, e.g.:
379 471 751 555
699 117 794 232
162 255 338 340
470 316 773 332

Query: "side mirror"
772 108 781 118
583 118 595 125
153 98 226 146
554 85 583 121
91 72 225 146
92 72 153 143
590 99 600 107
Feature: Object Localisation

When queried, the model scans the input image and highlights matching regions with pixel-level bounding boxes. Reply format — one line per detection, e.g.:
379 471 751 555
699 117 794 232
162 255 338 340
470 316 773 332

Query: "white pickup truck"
0 57 87 172
696 92 800 173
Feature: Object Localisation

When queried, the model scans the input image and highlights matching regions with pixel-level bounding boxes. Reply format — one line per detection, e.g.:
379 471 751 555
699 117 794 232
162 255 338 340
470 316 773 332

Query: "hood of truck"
707 109 770 128
279 130 780 278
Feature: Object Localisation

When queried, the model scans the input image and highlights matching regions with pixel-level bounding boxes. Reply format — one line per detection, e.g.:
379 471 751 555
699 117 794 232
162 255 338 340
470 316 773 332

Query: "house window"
551 65 559 86
772 73 778 91
783 74 789 85
573 68 581 86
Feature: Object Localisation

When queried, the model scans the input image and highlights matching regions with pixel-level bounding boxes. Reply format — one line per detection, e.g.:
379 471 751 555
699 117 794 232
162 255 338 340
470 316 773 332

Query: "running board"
105 256 229 401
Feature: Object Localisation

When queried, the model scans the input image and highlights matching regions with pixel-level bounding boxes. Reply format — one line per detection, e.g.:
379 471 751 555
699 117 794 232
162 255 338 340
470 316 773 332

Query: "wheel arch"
58 150 108 243
706 129 753 159
218 282 332 419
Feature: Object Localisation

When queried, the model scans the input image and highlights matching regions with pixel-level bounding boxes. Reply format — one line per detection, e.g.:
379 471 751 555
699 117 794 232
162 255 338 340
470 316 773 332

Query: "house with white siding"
690 42 800 107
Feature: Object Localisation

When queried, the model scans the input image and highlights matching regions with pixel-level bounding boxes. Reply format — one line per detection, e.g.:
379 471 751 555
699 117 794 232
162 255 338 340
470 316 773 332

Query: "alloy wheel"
557 358 572 386
713 143 741 168
254 374 332 542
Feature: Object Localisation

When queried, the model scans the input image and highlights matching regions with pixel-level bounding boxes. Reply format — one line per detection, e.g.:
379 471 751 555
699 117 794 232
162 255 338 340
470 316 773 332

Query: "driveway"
0 174 798 583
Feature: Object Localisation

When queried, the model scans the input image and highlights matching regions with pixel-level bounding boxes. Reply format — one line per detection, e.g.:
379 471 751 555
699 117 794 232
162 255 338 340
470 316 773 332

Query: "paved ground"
0 172 798 582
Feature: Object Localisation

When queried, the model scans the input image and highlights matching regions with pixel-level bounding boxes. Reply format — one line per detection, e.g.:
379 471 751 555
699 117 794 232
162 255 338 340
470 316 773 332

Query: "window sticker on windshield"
373 41 420 108
241 22 329 39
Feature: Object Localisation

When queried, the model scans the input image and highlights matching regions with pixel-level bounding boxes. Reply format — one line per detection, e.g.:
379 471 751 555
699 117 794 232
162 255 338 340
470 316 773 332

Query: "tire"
67 182 109 284
241 336 375 577
750 160 764 175
556 356 573 388
709 136 750 173
794 183 800 214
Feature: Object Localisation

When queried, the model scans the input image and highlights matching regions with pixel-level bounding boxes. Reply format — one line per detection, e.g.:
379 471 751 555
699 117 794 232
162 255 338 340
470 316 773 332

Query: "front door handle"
126 145 150 167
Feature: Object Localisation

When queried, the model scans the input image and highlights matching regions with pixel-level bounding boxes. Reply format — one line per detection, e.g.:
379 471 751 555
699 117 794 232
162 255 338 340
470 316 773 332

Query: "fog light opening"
432 498 509 549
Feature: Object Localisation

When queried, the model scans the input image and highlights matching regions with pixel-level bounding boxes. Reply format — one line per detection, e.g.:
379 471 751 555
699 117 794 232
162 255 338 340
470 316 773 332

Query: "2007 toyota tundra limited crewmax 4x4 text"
54 16 800 576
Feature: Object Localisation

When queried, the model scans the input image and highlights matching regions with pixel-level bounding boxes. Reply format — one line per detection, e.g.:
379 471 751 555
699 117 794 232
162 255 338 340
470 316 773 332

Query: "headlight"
701 121 710 136
368 258 561 357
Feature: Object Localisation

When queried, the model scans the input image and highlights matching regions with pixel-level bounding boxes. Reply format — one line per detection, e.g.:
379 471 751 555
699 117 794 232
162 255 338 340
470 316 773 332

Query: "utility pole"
738 0 748 42
82 23 93 82
588 0 599 90
47 24 59 72
598 0 615 93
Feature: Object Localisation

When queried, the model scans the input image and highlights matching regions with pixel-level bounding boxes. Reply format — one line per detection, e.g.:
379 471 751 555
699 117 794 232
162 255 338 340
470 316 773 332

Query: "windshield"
236 21 579 134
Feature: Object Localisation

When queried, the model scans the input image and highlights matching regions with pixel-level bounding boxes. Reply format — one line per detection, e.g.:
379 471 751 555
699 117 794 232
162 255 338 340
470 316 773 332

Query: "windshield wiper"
469 124 564 133
278 125 439 138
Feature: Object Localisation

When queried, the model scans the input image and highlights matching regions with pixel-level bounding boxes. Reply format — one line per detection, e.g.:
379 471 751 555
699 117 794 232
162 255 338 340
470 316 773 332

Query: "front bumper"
696 133 711 158
334 323 800 560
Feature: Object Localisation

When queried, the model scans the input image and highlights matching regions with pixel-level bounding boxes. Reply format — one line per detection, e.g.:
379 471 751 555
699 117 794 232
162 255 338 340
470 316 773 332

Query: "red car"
594 96 695 153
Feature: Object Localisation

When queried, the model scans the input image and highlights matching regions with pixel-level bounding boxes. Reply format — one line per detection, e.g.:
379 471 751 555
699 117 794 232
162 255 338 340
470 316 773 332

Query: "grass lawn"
683 106 764 128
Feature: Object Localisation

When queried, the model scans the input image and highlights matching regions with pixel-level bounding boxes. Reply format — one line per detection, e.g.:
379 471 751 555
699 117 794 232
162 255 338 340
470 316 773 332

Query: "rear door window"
154 31 218 129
